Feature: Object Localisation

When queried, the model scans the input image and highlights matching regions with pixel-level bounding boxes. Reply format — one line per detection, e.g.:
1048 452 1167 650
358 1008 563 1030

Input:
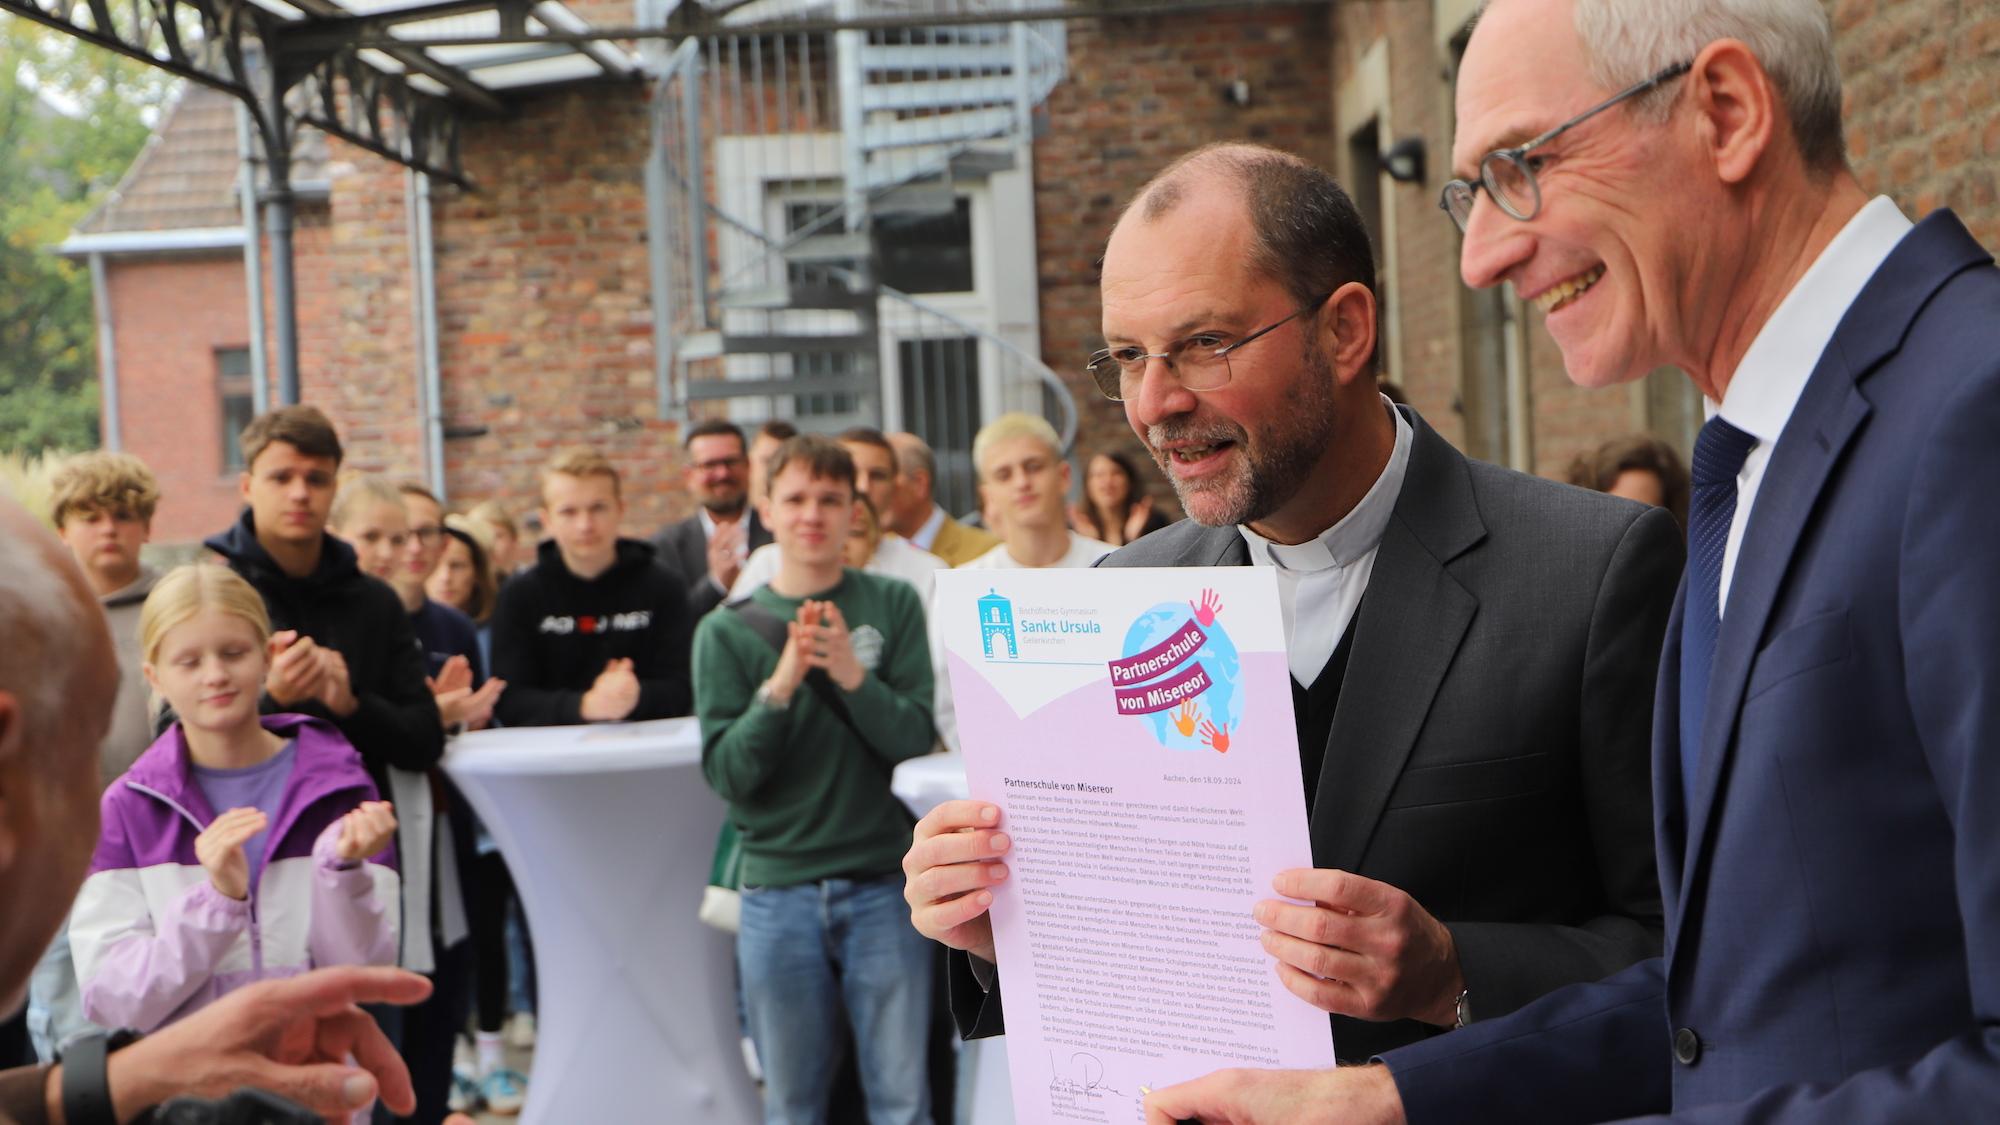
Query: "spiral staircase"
647 0 1074 506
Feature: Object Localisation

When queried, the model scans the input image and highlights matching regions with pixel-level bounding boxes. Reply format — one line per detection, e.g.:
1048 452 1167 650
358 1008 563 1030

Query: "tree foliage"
1 14 175 454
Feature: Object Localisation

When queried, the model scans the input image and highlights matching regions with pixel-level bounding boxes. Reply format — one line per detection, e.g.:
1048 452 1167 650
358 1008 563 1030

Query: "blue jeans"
737 873 932 1125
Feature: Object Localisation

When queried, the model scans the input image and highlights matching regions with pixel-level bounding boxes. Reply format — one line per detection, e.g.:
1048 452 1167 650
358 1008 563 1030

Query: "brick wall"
1032 5 1334 508
1836 0 2000 249
278 81 682 540
117 2 2000 546
1326 0 2000 481
104 253 250 545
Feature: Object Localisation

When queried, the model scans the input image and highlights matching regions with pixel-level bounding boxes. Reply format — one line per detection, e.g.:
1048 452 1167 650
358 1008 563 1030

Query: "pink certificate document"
935 567 1336 1125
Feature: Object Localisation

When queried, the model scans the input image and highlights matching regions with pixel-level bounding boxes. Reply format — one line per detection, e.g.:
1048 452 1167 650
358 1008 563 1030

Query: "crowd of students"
14 399 1143 1124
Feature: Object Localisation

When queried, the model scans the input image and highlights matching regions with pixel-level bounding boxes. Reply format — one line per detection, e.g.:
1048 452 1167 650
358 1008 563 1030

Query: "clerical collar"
1238 398 1412 572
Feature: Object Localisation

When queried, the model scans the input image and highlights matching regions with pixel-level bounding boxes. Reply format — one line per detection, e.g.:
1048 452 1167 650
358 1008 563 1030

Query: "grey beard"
702 496 747 517
1148 349 1337 528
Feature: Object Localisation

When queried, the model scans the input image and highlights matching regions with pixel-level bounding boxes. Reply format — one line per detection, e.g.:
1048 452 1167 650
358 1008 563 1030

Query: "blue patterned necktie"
1678 416 1759 803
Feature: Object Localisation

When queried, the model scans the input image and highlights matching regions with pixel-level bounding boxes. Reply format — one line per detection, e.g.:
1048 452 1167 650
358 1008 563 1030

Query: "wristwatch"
1453 988 1473 1029
60 1027 143 1125
753 681 792 711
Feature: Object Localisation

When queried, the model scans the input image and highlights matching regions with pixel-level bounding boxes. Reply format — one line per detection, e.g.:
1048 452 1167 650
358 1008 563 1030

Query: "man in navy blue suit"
1145 0 2000 1121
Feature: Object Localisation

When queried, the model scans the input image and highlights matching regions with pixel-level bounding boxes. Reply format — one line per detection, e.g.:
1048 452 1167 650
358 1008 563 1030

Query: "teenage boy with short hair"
203 406 444 790
200 407 450 1114
693 435 937 1124
731 428 947 605
32 452 165 1059
963 413 1112 570
489 449 693 726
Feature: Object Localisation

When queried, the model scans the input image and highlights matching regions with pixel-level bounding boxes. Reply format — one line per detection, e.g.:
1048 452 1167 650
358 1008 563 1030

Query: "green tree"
0 14 174 454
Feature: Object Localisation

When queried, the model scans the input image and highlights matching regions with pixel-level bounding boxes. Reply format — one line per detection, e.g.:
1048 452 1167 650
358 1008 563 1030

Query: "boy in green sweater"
693 434 936 1125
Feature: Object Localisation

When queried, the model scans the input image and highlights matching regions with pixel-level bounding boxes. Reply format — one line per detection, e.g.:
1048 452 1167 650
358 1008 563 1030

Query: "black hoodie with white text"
489 537 693 726
203 509 444 793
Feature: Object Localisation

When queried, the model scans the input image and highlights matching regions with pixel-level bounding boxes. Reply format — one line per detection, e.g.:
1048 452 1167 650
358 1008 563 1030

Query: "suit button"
1673 1027 1702 1065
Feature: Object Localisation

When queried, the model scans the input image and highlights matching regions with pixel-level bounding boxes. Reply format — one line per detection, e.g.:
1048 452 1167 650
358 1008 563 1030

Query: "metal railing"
646 3 1076 470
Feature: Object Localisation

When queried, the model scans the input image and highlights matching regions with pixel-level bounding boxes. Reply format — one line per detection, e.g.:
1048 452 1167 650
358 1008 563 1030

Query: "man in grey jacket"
905 143 1681 1061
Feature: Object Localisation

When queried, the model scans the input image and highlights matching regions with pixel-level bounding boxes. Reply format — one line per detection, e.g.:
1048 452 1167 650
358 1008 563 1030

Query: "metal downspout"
89 252 121 451
646 108 677 415
235 102 270 413
264 176 300 404
409 169 448 500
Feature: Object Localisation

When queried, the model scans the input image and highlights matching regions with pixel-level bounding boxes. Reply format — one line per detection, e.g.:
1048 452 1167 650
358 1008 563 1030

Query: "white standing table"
445 719 760 1125
893 753 1016 1125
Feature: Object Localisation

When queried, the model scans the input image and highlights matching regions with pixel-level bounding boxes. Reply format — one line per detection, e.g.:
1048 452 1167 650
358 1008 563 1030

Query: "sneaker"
448 1064 481 1113
505 1011 536 1050
480 1067 529 1116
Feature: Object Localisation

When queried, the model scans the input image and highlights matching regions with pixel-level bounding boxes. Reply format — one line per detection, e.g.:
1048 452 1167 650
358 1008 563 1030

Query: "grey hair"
0 529 88 756
1572 0 1846 171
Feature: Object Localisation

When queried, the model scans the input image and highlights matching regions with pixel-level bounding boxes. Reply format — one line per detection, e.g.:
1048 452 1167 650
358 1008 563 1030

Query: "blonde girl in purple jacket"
70 563 401 1033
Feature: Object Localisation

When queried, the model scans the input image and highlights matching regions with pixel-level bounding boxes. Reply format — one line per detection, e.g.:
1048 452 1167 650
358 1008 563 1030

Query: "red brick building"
71 0 2000 544
60 86 330 545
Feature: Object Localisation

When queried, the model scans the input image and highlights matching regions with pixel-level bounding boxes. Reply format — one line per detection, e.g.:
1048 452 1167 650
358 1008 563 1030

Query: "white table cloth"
445 718 760 1125
893 752 1016 1125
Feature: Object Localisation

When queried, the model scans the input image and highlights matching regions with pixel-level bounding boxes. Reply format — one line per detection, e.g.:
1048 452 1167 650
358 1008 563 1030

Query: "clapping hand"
196 808 268 901
335 801 398 863
581 658 640 721
264 632 325 708
798 599 863 691
708 520 747 590
427 655 473 697
315 648 359 717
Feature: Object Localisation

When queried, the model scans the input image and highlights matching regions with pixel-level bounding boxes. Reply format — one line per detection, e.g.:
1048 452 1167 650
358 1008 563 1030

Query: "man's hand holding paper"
904 799 1010 965
1255 868 1465 1027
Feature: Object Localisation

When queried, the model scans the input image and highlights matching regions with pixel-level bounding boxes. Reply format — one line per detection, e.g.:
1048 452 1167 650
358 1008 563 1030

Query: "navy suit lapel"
1317 412 1482 872
1669 210 1989 956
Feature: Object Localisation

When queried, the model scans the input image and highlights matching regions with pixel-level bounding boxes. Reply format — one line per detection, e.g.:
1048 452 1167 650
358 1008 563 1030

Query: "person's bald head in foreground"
0 495 120 1012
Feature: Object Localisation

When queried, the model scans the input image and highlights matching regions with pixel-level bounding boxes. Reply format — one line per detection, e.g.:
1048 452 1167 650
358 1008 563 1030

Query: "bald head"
886 431 938 536
0 497 111 752
0 494 117 1009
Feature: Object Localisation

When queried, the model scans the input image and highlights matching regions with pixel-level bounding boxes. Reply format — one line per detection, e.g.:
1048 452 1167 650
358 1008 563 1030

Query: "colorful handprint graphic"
1172 699 1201 737
1190 588 1223 628
1199 719 1231 753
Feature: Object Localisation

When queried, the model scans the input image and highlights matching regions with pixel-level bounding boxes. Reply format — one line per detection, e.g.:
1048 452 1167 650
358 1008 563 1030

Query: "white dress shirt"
910 504 948 552
960 533 1113 570
730 532 947 608
1239 399 1413 686
1712 196 1911 612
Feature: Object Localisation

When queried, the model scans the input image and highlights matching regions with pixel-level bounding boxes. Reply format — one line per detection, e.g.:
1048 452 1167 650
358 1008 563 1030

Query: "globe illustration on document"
1120 601 1243 752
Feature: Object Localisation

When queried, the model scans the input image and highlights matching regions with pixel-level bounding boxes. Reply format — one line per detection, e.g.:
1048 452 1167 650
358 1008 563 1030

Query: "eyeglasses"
1085 293 1331 402
1440 60 1692 233
690 456 746 473
410 525 444 545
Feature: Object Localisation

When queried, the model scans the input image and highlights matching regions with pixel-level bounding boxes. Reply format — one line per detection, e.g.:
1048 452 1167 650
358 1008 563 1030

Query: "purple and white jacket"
71 714 401 1032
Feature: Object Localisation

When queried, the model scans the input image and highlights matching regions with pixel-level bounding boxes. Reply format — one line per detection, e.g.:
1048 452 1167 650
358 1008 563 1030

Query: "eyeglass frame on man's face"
1086 292 1334 402
1440 60 1693 234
